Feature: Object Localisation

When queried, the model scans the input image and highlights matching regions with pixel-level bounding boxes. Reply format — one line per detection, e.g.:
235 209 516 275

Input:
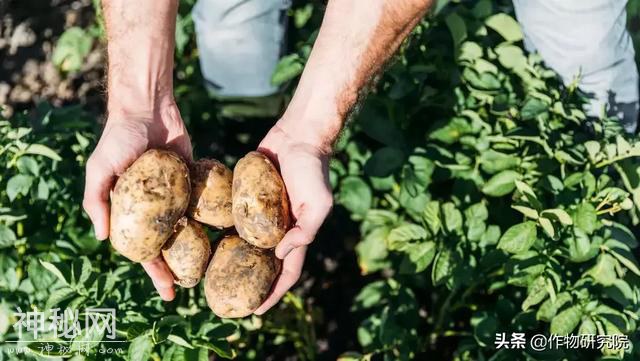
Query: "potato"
232 151 291 248
162 217 211 288
110 149 190 263
187 159 233 229
204 235 281 318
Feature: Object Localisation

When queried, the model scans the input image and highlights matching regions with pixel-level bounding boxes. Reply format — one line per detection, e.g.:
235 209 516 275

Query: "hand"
253 123 333 315
83 100 192 301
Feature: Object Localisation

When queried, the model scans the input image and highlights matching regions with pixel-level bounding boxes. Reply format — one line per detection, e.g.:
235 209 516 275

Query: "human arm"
254 0 433 314
83 0 190 301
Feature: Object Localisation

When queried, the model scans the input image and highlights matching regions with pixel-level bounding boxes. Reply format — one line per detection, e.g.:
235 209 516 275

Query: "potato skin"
204 235 281 318
232 151 291 248
110 149 190 263
162 218 211 288
187 159 233 229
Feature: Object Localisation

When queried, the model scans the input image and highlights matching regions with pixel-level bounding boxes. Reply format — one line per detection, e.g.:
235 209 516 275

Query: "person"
83 0 638 315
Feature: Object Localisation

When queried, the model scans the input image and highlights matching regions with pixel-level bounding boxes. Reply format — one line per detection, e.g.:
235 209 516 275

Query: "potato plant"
307 1 640 360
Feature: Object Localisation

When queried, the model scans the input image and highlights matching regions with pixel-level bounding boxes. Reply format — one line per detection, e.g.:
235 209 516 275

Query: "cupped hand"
253 124 333 315
83 101 192 301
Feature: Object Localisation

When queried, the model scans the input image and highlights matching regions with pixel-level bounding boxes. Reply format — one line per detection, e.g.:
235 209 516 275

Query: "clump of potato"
187 159 234 229
110 149 190 263
204 235 281 318
232 151 291 248
107 149 292 318
162 217 211 288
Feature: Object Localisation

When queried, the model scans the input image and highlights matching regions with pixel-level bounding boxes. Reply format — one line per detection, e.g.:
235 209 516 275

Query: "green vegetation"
2 0 640 360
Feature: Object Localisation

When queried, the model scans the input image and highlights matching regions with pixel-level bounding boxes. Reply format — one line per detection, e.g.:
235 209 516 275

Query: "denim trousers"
194 0 639 132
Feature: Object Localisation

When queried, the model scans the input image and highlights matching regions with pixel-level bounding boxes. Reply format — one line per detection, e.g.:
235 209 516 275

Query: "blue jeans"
514 0 638 132
194 0 639 132
193 0 291 97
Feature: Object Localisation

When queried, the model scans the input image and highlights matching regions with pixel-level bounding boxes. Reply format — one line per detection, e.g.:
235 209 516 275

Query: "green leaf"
482 170 520 196
193 339 235 359
541 209 573 225
432 248 453 285
399 241 436 274
37 177 49 200
356 228 390 274
538 217 555 238
71 318 105 351
573 203 597 234
339 177 372 217
0 224 17 248
364 147 406 177
45 287 76 310
512 205 538 219
497 221 537 254
522 276 548 311
494 44 527 71
387 224 427 250
271 54 304 86
24 144 62 161
485 13 523 42
479 149 519 174
550 306 582 335
578 317 597 335
7 174 34 201
537 292 572 322
604 279 635 307
608 248 640 277
480 225 501 246
423 201 441 235
442 202 462 232
429 117 473 144
587 253 618 286
129 334 154 361
520 97 548 120
337 352 364 361
167 335 193 349
40 260 69 285
445 12 467 55
353 281 387 310
52 27 93 72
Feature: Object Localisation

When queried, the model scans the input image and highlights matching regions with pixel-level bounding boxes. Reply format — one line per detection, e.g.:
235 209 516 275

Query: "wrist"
107 88 175 120
277 94 347 155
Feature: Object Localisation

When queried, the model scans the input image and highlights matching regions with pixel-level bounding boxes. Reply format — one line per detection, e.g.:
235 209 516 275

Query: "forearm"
279 0 433 153
102 0 178 117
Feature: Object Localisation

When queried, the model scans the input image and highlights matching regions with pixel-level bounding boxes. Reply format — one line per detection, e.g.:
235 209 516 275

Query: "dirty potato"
187 159 233 229
204 235 281 318
110 149 190 263
162 217 211 288
232 151 291 248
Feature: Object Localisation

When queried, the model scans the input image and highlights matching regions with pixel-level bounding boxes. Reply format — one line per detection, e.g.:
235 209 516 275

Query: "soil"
0 0 105 118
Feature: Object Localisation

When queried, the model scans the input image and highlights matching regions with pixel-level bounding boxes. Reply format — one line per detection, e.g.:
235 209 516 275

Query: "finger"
141 256 176 301
254 246 306 315
83 155 114 240
275 194 332 259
